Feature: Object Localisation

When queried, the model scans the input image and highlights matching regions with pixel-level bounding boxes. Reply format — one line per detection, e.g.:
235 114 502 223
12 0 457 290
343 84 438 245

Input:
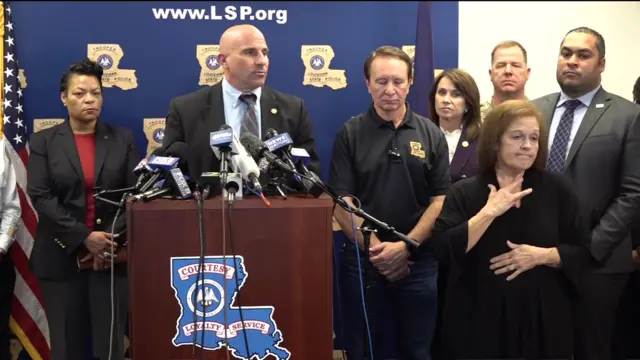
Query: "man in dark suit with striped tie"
532 27 640 360
162 24 320 181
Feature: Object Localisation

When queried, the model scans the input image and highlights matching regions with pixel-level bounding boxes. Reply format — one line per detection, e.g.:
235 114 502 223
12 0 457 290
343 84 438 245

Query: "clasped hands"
368 234 412 282
82 231 118 271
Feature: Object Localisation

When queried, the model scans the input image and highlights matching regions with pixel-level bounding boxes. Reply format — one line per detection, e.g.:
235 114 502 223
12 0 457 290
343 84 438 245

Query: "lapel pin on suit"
271 108 277 114
596 103 604 108
462 141 469 148
104 135 108 140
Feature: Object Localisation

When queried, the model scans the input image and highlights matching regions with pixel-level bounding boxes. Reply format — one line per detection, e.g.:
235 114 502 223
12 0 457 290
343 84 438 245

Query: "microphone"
287 147 324 198
199 172 243 203
239 133 293 173
132 143 193 201
130 167 192 202
291 148 312 169
139 152 177 193
210 125 234 196
264 129 302 183
130 186 172 202
229 132 263 194
133 159 152 190
134 148 167 193
162 142 194 200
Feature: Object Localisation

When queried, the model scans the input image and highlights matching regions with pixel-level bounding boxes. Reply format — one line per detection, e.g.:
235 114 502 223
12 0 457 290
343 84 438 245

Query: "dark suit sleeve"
556 175 590 287
113 130 141 236
293 99 321 175
26 134 90 255
328 125 355 197
431 183 470 263
428 131 452 197
591 111 640 262
162 98 185 151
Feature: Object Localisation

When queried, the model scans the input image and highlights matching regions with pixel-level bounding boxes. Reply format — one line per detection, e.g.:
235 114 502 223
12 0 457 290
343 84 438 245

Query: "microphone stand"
219 148 232 192
265 171 288 200
91 187 132 360
192 187 207 358
358 225 377 360
273 183 287 199
267 165 420 249
93 187 136 208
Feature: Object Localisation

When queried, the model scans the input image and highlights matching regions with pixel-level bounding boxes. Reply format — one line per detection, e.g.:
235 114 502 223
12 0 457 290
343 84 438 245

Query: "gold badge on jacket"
410 141 425 159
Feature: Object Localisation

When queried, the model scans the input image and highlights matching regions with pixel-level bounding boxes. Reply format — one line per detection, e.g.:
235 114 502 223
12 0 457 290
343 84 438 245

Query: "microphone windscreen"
239 133 265 160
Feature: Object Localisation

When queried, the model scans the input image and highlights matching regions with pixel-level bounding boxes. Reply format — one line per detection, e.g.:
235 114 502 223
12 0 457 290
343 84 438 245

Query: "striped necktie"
239 93 259 138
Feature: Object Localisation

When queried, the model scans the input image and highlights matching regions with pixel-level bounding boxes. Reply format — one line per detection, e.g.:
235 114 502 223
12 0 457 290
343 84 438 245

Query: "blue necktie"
546 99 582 172
239 93 259 138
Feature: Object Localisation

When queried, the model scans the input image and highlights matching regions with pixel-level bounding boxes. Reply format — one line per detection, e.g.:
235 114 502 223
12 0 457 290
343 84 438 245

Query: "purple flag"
408 1 435 118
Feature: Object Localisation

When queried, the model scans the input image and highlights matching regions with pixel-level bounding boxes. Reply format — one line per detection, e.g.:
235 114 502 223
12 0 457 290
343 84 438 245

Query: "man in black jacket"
162 24 320 181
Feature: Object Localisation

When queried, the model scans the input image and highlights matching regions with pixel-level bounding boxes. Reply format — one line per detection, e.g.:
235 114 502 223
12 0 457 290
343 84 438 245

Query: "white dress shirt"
547 86 601 158
441 126 462 163
0 138 21 254
221 77 263 139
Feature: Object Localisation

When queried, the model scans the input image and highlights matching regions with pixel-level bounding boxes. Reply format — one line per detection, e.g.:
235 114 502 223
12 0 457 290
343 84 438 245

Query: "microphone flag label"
148 156 179 170
264 133 292 153
171 256 291 360
210 129 233 147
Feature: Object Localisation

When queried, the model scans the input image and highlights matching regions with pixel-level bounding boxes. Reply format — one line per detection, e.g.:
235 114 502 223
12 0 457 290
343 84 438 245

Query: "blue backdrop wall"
9 1 458 359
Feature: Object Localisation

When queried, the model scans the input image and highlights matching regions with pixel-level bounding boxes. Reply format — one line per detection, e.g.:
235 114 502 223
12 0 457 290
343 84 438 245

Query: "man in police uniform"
481 40 531 121
329 46 450 360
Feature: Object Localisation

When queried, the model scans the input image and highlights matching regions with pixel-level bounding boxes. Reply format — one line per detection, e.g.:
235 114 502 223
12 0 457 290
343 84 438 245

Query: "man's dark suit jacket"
449 124 479 184
162 82 321 182
27 120 140 280
532 88 640 273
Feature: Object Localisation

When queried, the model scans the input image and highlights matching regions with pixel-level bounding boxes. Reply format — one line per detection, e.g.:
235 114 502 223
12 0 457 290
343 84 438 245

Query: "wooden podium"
126 195 334 360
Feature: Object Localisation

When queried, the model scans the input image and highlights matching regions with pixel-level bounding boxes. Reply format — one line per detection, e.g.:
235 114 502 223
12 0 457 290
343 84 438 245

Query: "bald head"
219 25 265 53
218 25 269 92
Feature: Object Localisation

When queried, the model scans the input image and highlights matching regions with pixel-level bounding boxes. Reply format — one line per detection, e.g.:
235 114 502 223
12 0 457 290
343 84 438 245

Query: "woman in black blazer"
26 59 140 360
428 68 483 360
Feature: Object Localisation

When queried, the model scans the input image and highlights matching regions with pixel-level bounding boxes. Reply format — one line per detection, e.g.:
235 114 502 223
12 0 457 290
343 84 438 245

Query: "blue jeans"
340 240 438 360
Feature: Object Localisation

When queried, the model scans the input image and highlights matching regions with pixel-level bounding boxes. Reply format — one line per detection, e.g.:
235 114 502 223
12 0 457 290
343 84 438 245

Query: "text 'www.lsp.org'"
152 5 288 25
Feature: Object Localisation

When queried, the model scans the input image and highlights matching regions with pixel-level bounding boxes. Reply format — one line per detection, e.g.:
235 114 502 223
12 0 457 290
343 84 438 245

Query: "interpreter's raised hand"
482 177 532 217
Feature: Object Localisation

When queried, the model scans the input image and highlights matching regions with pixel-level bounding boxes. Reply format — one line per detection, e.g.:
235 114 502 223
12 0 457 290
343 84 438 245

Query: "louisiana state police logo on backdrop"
171 256 291 360
206 55 221 70
153 128 164 143
310 55 325 71
97 54 114 70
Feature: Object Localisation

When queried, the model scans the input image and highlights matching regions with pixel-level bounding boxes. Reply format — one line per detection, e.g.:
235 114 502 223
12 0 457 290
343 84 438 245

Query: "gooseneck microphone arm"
259 160 420 249
93 186 137 207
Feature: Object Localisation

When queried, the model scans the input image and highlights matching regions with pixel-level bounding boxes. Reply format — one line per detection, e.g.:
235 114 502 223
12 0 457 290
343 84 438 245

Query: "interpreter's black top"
431 168 590 359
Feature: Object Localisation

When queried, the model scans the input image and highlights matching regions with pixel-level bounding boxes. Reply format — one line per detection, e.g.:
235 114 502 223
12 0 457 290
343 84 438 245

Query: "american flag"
1 2 51 359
